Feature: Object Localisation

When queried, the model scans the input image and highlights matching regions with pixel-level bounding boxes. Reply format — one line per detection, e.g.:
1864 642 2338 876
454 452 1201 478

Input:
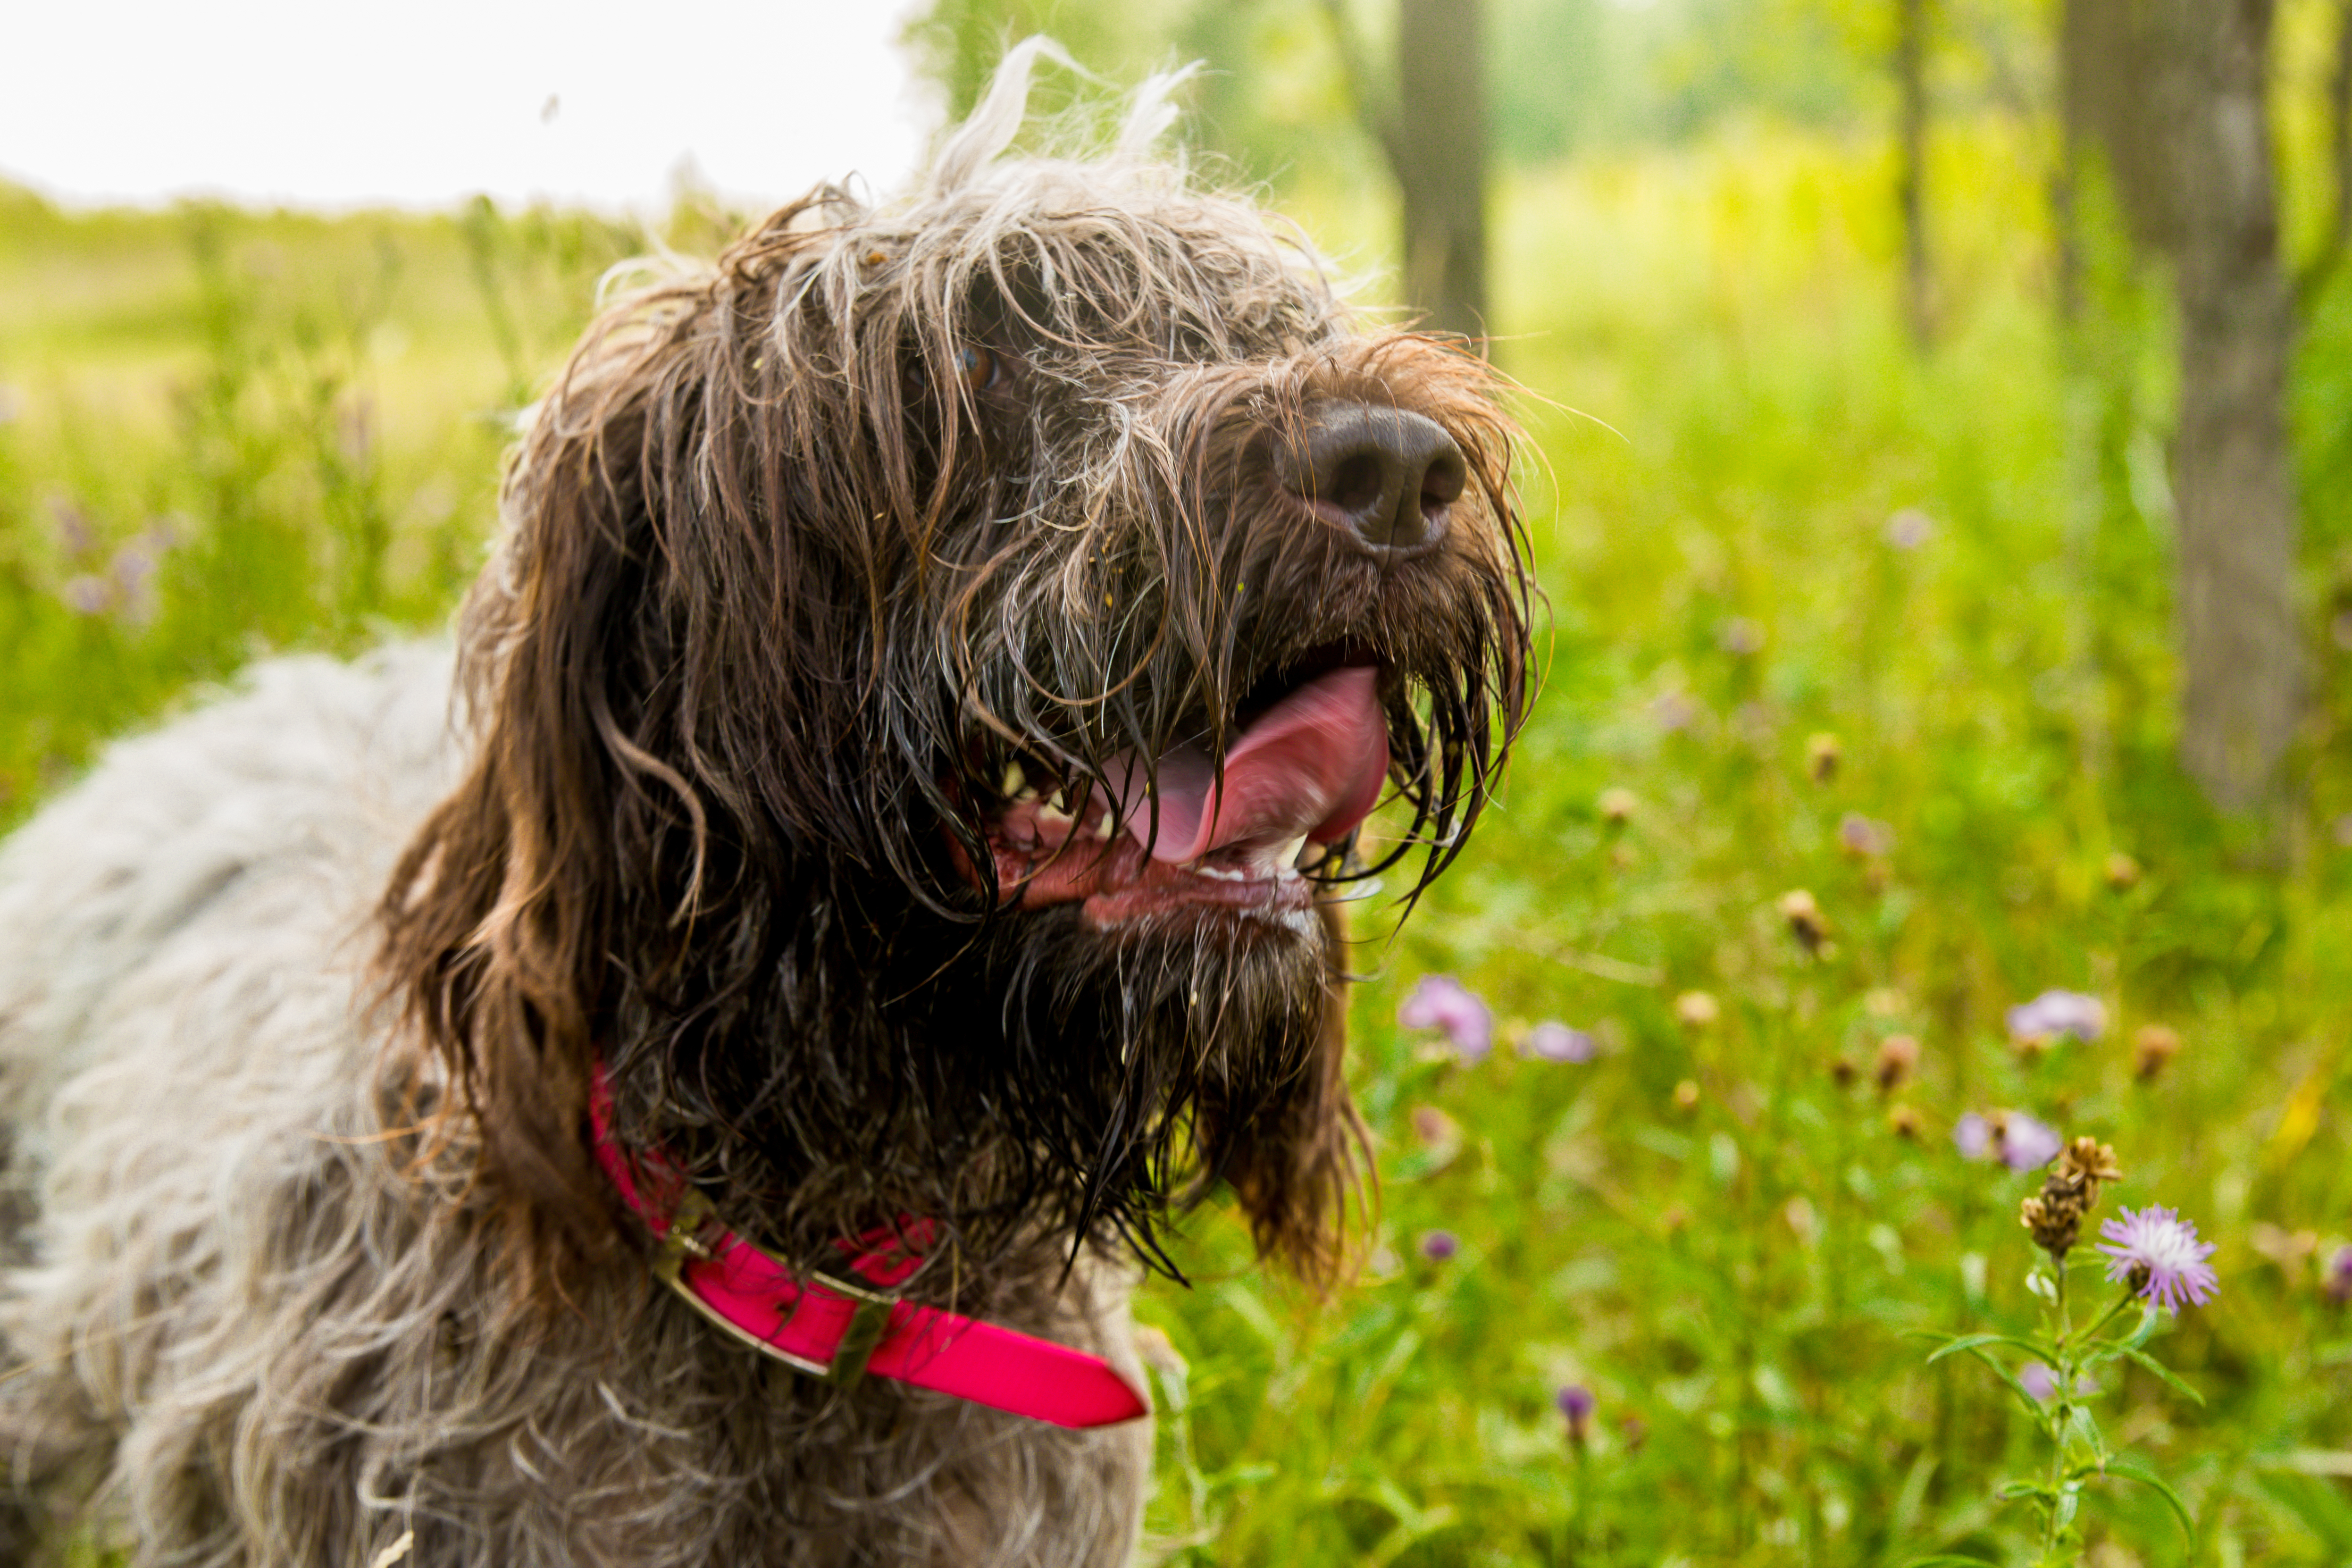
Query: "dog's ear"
1216 897 1370 1288
374 209 951 1299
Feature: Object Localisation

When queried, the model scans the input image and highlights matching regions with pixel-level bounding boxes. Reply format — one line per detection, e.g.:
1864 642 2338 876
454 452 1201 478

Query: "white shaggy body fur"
0 650 1151 1565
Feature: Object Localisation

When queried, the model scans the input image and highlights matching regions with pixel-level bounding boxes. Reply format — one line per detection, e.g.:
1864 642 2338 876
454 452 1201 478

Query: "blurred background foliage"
13 0 2352 1561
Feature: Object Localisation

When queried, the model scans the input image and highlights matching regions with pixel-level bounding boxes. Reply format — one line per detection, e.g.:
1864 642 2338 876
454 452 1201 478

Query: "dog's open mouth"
966 654 1391 924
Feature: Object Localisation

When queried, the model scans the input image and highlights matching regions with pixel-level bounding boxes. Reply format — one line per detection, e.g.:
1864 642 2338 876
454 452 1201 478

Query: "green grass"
8 113 2352 1564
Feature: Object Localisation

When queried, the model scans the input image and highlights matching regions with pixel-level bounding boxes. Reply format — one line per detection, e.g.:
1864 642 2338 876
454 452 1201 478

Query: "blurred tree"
1319 0 1492 337
2066 0 2299 815
1895 0 1934 346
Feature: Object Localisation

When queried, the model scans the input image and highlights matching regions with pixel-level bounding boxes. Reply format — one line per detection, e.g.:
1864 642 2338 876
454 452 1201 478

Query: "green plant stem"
2041 1260 2071 1565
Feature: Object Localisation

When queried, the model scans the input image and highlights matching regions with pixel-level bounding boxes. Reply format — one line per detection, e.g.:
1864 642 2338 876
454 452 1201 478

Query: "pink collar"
588 1069 1147 1430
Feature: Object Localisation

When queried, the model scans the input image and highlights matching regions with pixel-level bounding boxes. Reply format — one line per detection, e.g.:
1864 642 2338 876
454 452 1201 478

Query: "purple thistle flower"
2000 1113 2064 1173
2007 990 2107 1045
1557 1384 1595 1443
49 495 95 561
2327 1246 2352 1306
1524 1021 1598 1063
1953 1112 1992 1159
60 574 111 616
1838 813 1894 857
2097 1205 2219 1311
1718 617 1765 656
1418 1229 1458 1261
1399 975 1492 1064
2019 1361 2095 1400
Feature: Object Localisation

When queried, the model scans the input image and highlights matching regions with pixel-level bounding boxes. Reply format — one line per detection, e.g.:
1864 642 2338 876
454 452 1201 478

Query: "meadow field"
8 112 2352 1564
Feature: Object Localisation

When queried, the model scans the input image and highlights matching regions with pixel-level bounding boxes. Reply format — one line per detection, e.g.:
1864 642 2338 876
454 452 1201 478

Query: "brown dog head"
379 43 1533 1306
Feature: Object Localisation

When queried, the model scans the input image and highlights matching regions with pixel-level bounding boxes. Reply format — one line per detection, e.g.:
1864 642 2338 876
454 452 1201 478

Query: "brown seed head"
1672 1079 1701 1113
1874 1033 1920 1094
2056 1136 2121 1196
2132 1024 2181 1082
1887 1102 1922 1139
1778 889 1829 953
1829 1056 1859 1088
1674 990 1719 1029
1806 731 1841 784
1598 787 1638 825
2104 851 2142 891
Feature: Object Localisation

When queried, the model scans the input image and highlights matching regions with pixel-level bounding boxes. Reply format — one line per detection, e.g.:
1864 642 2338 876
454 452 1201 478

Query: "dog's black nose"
1281 404 1466 555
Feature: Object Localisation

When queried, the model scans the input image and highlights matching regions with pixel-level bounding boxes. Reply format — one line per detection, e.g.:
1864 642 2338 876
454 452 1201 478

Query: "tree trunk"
1895 0 1933 346
1395 0 1489 339
2172 0 2298 813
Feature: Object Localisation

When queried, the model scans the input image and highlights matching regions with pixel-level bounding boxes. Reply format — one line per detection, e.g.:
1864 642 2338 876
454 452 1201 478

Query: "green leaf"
1921 1331 2056 1364
2105 1459 2197 1543
2255 1471 2352 1554
1928 1340 2053 1418
2116 1347 2207 1406
1902 1557 2000 1567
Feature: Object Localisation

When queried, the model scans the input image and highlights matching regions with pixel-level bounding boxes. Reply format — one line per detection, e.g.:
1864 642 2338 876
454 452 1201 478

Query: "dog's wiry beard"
599 872 1337 1289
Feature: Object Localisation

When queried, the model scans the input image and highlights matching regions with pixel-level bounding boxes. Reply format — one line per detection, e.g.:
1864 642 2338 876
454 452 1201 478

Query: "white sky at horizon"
0 0 937 214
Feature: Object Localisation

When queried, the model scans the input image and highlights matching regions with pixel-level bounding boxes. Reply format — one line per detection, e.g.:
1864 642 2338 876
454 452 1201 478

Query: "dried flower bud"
2328 1246 2352 1306
1874 1034 1920 1094
2055 1136 2122 1196
1778 889 1829 953
1410 1106 1460 1151
1806 731 1841 784
2104 851 2142 890
2133 1024 2181 1082
2020 1183 2086 1258
1672 1079 1701 1112
1598 787 1638 825
1829 1056 1859 1088
1659 1204 1690 1235
1887 1103 1922 1139
1674 991 1719 1029
1617 1411 1648 1452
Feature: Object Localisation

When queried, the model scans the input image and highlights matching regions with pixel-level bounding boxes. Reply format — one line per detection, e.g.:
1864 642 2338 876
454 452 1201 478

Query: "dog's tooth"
1280 835 1311 870
1092 813 1116 841
1000 761 1026 799
1037 801 1071 829
1045 788 1066 813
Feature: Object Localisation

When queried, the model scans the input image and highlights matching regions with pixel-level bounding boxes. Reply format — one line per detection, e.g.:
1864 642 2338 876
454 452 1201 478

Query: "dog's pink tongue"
1116 665 1389 864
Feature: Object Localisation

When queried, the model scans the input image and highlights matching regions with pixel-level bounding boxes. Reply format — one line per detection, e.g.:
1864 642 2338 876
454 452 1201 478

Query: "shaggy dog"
0 44 1530 1567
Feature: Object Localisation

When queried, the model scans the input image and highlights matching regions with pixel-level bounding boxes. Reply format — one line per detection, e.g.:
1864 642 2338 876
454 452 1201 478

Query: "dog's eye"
958 345 1002 394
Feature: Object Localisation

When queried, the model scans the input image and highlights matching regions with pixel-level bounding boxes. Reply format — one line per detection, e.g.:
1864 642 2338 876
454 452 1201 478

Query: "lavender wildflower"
2017 1361 2056 1402
2327 1245 2352 1306
1953 1112 1992 1159
1399 975 1492 1063
1999 1113 2064 1173
1523 1021 1598 1063
48 495 94 561
1652 691 1698 734
60 575 111 616
1885 507 1934 549
2006 990 2107 1046
1419 1229 1458 1262
2097 1205 2219 1311
1557 1384 1595 1446
1717 617 1765 656
1838 813 1894 857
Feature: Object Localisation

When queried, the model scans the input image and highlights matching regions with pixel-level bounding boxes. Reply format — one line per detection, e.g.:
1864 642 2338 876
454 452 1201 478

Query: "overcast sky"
1 0 935 212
